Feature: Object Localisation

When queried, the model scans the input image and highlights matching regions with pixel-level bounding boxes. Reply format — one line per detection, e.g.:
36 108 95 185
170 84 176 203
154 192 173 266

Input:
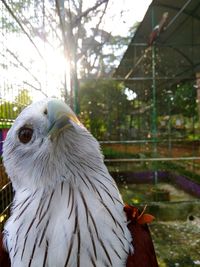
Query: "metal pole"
151 7 158 184
167 91 172 156
168 98 172 157
73 58 79 114
152 44 158 184
165 0 192 31
57 0 69 103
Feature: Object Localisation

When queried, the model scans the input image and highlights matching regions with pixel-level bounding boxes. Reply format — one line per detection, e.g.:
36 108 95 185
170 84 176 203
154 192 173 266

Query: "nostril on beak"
44 108 48 115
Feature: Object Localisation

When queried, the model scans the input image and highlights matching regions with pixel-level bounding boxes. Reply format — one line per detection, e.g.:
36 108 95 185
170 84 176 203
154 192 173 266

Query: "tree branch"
5 48 42 88
55 0 67 48
73 0 109 27
93 0 109 35
1 0 45 61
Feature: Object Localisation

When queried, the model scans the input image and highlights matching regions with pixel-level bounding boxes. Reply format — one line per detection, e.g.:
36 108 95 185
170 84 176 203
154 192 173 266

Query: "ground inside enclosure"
150 221 200 267
119 183 200 267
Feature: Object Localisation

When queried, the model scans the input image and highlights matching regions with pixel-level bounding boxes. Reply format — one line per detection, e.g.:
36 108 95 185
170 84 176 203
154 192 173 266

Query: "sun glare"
1 0 151 105
42 45 71 99
3 35 70 102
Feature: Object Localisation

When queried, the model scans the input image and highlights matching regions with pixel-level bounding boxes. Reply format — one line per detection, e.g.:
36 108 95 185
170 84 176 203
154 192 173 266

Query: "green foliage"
15 89 32 107
159 82 197 118
79 79 132 140
102 147 141 159
0 89 32 121
1 0 33 33
172 83 197 117
0 102 19 120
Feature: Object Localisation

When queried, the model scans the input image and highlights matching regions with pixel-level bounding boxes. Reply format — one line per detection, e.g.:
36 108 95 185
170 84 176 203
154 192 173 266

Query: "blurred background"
0 0 200 266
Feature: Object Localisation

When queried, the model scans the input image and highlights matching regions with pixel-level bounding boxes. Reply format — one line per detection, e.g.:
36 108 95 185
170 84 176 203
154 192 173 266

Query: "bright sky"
105 0 152 36
1 0 152 103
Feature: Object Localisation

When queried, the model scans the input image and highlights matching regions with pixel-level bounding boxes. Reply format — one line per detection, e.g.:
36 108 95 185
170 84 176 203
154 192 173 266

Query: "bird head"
3 98 103 190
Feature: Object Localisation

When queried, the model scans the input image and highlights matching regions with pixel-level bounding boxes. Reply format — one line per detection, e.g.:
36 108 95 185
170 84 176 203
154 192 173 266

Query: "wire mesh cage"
0 0 200 265
0 0 66 228
0 165 12 231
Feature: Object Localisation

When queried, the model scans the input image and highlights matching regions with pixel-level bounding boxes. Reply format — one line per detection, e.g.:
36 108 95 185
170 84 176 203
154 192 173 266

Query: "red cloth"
0 205 158 267
0 232 10 267
125 205 159 267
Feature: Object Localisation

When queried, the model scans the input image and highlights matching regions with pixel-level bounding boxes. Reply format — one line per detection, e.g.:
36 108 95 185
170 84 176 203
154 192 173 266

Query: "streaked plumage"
3 99 132 267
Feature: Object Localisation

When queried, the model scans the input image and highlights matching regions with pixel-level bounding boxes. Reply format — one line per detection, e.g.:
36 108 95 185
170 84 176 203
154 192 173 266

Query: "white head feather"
3 98 132 267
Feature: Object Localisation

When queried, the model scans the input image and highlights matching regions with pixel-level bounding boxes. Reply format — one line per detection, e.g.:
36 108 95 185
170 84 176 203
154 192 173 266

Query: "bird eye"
44 108 48 115
18 127 33 144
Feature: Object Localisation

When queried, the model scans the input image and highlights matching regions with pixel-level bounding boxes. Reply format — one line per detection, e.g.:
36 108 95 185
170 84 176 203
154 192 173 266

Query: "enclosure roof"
114 0 200 98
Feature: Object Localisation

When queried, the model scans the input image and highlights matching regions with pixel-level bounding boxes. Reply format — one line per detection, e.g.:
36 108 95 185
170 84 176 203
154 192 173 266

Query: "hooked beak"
47 99 81 139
